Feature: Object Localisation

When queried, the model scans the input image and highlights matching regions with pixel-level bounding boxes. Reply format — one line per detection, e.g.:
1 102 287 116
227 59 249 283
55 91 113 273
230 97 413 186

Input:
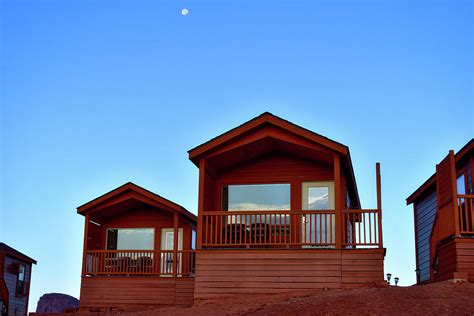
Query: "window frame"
222 183 291 211
105 227 155 251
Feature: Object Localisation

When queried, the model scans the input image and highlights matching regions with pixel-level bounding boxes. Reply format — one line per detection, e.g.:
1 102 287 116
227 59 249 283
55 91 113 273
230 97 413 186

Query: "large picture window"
223 183 291 211
106 228 154 250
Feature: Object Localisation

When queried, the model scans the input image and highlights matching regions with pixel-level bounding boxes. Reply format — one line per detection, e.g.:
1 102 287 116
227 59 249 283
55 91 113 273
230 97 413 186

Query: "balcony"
202 209 382 249
84 250 196 277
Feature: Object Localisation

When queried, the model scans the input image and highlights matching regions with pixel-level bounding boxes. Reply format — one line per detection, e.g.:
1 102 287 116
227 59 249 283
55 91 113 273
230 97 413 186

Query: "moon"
181 8 189 16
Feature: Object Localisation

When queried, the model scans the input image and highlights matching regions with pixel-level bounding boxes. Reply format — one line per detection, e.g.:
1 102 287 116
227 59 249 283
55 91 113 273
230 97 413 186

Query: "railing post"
334 155 342 249
376 163 383 248
173 211 179 277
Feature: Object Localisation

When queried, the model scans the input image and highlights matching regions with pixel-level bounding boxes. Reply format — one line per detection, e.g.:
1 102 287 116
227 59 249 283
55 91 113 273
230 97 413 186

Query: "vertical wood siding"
414 189 437 283
3 256 31 316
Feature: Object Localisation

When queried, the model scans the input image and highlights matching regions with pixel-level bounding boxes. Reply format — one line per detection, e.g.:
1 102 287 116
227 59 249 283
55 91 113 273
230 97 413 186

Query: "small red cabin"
407 139 474 284
77 182 197 311
188 112 386 298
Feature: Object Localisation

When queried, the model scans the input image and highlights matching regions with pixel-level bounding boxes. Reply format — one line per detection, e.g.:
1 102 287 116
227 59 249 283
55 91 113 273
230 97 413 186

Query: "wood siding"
79 277 195 310
194 249 384 298
414 189 437 283
3 255 31 316
218 154 333 183
435 238 474 282
87 207 194 252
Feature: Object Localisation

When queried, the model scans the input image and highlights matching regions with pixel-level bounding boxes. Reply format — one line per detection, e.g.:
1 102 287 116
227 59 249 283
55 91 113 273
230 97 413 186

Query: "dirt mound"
138 281 474 316
45 281 474 316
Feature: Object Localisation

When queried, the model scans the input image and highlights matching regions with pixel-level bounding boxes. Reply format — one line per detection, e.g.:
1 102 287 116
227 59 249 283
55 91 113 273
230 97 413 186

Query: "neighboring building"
77 182 197 311
0 243 37 316
407 139 474 284
188 112 386 298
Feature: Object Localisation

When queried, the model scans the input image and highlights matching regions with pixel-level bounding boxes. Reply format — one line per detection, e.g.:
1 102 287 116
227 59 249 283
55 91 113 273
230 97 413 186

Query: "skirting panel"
79 276 194 310
194 249 384 299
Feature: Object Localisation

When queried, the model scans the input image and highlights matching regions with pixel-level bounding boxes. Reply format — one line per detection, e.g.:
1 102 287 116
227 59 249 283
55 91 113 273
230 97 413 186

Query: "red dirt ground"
45 281 474 316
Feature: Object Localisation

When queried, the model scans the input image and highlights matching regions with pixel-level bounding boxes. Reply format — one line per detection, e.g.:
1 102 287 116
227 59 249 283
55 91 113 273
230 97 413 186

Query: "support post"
173 211 179 277
197 159 206 249
376 163 383 248
449 151 460 236
81 214 89 276
334 155 342 249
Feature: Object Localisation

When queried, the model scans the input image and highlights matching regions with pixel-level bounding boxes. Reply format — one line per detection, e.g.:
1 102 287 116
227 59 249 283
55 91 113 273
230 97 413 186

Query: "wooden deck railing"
458 194 474 234
342 209 382 248
84 250 195 277
202 209 382 249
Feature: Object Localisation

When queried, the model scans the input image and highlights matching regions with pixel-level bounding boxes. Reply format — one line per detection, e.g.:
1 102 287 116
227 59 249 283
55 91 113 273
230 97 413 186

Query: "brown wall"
435 238 474 282
209 153 344 212
194 249 384 298
80 277 194 310
88 207 195 251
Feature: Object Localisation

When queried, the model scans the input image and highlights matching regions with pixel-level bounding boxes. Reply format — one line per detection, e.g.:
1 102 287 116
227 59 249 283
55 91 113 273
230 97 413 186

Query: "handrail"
202 209 382 249
84 250 195 277
457 195 474 234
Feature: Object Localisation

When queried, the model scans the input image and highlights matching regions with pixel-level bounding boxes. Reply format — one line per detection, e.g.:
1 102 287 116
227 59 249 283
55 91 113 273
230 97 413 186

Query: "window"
191 228 197 250
15 264 26 297
302 182 335 246
223 184 291 211
106 228 154 250
457 174 466 195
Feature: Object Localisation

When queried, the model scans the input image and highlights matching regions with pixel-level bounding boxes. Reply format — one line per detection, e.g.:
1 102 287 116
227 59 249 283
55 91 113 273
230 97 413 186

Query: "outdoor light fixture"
386 273 392 285
394 277 399 286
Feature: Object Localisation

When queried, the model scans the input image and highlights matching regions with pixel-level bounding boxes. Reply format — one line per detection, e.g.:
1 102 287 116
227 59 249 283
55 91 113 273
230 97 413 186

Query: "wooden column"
196 159 206 249
81 214 89 276
376 163 383 248
173 211 179 277
334 155 342 249
448 151 460 236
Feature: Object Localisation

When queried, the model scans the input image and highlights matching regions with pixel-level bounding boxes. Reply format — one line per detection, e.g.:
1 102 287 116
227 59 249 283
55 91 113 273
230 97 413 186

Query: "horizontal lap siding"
455 239 474 282
341 251 385 288
194 249 384 298
414 189 437 283
3 256 31 316
80 277 194 310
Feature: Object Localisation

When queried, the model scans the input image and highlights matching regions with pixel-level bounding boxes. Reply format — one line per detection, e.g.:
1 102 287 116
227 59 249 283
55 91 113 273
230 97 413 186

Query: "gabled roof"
188 112 349 164
406 138 474 205
77 182 197 223
188 112 361 208
0 243 37 265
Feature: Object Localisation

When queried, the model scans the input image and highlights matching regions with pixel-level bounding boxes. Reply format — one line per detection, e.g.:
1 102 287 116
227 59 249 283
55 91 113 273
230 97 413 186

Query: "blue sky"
1 0 472 311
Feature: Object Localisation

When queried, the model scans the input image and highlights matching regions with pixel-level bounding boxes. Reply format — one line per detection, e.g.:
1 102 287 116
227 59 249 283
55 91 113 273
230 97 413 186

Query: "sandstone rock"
35 293 79 313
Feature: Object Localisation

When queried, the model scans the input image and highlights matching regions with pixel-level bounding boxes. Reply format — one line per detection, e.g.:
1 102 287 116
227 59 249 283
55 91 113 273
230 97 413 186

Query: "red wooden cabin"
0 243 36 316
407 139 474 284
188 112 385 298
77 182 197 311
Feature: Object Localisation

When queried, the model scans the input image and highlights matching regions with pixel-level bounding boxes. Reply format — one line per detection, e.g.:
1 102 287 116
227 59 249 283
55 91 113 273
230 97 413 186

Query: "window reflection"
224 184 290 211
107 228 154 250
308 187 329 210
